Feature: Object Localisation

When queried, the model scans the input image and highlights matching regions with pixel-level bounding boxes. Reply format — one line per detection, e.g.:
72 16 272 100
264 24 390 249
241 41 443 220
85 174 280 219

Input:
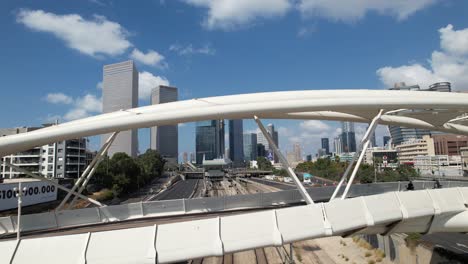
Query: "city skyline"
2 1 468 156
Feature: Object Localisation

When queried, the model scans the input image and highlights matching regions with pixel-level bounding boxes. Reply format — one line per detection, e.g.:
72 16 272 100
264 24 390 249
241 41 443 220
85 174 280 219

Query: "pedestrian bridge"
0 89 468 263
2 185 468 263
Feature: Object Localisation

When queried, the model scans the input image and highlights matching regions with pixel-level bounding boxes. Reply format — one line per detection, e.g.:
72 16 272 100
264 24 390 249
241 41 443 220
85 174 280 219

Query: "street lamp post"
14 182 27 240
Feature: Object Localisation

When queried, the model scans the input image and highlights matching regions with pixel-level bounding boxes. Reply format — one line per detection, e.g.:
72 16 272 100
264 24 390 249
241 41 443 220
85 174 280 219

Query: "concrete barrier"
185 197 224 213
99 203 143 222
0 216 15 235
12 211 57 232
142 199 184 217
224 193 262 210
56 207 103 228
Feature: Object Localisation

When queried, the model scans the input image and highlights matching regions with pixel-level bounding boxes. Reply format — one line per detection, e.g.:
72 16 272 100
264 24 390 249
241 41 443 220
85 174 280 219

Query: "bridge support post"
4 162 103 207
57 132 118 211
254 116 314 204
330 110 384 200
341 109 384 199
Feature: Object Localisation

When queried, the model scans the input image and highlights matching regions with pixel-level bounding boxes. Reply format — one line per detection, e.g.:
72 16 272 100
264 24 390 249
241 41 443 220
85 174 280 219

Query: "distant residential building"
306 154 312 162
461 147 468 176
195 120 225 164
1 125 89 179
432 134 468 156
364 147 398 169
101 60 138 158
189 152 195 163
150 85 178 164
341 121 356 153
182 152 188 163
243 133 257 162
395 135 435 164
321 138 330 155
229 120 244 166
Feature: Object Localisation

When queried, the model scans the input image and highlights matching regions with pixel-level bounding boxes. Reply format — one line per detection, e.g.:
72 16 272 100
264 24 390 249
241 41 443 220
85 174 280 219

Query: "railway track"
187 180 293 264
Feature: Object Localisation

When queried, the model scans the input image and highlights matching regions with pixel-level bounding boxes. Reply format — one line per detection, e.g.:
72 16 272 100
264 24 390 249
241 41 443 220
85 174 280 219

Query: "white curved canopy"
1 89 468 157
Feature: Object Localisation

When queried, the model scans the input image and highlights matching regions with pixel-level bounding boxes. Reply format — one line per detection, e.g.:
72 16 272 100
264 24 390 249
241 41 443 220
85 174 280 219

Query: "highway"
152 179 199 201
249 176 335 190
422 233 468 260
249 178 297 190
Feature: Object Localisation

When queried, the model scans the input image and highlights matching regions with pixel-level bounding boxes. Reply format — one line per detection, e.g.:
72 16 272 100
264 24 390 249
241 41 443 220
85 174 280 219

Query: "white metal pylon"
332 110 384 200
254 116 314 205
56 132 118 211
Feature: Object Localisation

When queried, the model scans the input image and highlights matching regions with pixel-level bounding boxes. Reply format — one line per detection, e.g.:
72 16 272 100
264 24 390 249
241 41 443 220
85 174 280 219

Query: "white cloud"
183 0 291 30
64 95 102 120
130 48 167 67
139 71 170 99
45 93 73 104
169 43 215 56
439 24 468 55
45 92 102 121
299 120 331 133
17 9 132 57
96 81 103 89
377 24 468 90
298 0 438 22
64 94 102 120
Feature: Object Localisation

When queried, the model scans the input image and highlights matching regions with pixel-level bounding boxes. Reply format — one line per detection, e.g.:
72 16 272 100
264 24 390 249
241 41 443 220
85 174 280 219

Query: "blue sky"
1 0 468 158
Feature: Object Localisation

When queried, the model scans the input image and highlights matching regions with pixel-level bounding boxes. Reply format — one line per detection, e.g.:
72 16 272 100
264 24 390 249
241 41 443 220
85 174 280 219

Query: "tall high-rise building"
321 138 330 155
243 133 257 161
293 143 301 162
101 60 138 157
383 136 391 147
388 82 450 145
257 124 279 163
150 86 178 164
340 121 356 153
229 120 244 165
366 125 377 147
195 120 225 164
334 136 343 155
257 143 266 157
182 152 188 163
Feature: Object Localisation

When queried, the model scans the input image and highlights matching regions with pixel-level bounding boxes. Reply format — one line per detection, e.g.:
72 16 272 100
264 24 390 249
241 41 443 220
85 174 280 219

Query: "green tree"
257 156 273 170
137 149 166 180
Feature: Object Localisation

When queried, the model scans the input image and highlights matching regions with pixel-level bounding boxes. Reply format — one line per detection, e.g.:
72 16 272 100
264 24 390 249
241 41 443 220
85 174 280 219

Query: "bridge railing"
1 180 468 237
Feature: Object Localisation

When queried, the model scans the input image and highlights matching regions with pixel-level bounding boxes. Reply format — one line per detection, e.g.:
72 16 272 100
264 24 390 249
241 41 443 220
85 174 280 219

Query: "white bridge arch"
1 89 468 263
1 89 468 157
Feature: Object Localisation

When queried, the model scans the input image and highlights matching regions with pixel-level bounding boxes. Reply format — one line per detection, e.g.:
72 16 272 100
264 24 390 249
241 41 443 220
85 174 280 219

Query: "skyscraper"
195 120 225 164
150 85 178 164
321 138 330 155
293 142 301 162
366 125 377 147
340 121 356 153
334 136 342 155
383 136 391 147
101 60 138 157
388 82 450 145
229 120 244 165
243 133 257 161
257 124 279 162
